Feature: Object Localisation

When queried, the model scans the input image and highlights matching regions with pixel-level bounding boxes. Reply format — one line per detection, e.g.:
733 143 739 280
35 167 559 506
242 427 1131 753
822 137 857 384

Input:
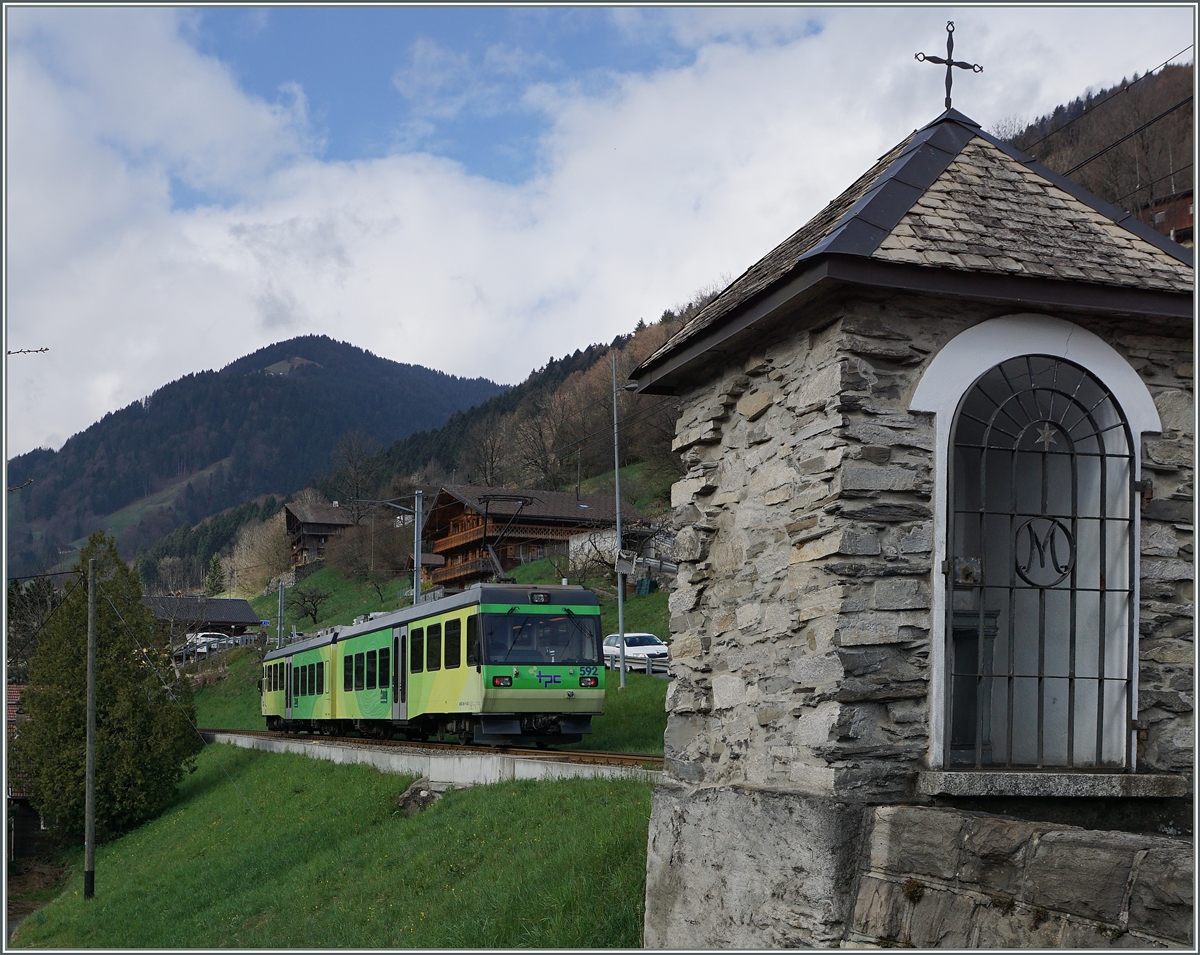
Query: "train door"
285 658 293 721
392 627 407 720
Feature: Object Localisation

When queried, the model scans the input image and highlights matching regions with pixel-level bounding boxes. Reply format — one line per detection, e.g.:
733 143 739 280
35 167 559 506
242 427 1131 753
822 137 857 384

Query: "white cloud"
5 5 1193 458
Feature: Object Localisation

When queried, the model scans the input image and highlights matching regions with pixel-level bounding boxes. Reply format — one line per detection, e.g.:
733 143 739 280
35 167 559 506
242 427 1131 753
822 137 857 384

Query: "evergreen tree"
203 552 225 596
12 533 203 843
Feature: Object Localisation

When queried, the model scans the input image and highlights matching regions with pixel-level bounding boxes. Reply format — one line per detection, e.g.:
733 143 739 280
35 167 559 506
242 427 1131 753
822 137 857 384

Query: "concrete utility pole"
413 489 423 605
612 355 627 689
276 581 285 650
84 558 97 899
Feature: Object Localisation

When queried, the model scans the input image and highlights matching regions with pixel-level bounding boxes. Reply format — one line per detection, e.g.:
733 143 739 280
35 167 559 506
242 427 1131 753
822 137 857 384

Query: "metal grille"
946 355 1135 770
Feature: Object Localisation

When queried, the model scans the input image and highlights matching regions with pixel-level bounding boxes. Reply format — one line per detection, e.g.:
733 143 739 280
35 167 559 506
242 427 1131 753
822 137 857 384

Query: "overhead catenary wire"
1063 94 1193 178
1021 43 1193 157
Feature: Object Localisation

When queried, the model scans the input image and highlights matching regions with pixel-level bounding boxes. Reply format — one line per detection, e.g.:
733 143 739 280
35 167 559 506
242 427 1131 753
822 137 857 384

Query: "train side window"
444 619 462 670
344 653 353 692
269 664 275 692
379 647 390 689
274 663 280 692
316 661 324 695
354 653 365 691
466 616 480 667
302 664 310 697
411 629 424 673
366 650 377 690
427 623 442 672
308 663 316 696
293 667 300 699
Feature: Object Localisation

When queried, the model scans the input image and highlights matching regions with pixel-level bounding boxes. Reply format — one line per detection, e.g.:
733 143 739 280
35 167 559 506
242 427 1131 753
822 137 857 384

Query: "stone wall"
646 294 1193 946
849 805 1193 948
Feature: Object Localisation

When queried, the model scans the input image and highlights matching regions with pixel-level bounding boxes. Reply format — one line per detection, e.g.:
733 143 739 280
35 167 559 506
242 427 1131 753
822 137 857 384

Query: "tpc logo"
536 670 562 688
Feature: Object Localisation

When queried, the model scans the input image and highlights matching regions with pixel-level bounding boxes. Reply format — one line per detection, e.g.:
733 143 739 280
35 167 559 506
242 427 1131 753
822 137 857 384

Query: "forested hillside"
6 336 503 576
996 62 1192 217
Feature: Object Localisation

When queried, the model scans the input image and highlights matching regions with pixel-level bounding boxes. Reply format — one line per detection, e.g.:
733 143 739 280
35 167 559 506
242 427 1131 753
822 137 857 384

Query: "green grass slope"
192 647 267 731
11 746 653 949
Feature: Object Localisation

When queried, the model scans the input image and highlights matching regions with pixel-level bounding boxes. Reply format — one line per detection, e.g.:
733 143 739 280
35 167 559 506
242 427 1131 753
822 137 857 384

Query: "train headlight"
492 676 513 687
579 677 598 687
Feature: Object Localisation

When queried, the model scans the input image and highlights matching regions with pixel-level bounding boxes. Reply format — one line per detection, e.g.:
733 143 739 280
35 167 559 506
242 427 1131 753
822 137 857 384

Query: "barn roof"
141 596 263 627
633 108 1193 394
429 485 640 526
285 502 355 528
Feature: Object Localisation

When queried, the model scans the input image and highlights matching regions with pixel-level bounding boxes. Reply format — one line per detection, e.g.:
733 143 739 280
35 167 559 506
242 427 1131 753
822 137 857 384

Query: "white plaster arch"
909 312 1161 769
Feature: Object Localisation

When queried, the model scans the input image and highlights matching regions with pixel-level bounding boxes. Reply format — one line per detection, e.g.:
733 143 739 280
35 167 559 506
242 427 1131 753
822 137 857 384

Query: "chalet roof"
141 596 263 627
285 502 355 528
634 109 1193 393
431 485 641 526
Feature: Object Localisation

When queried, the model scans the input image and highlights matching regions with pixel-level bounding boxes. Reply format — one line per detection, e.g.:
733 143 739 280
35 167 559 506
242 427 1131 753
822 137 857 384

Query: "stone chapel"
631 108 1193 947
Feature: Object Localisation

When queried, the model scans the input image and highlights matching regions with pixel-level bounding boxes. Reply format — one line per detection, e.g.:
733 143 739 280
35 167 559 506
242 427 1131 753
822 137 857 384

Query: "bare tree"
289 584 332 625
228 511 291 595
460 412 512 486
330 431 382 524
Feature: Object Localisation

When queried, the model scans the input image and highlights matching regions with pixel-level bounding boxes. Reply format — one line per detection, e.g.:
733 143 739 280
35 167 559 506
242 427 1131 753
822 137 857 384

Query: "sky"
5 4 1195 458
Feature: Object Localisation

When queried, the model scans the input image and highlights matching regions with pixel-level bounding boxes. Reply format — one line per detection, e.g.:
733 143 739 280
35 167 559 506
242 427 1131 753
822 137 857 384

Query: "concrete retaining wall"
204 732 661 788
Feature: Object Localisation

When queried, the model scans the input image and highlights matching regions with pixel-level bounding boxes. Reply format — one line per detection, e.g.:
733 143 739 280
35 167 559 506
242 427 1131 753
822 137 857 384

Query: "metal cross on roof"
915 21 982 110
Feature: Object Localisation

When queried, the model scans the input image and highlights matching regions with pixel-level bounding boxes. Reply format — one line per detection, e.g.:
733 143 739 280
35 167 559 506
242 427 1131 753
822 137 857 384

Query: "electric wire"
1063 94 1193 177
1021 44 1193 156
1112 162 1194 206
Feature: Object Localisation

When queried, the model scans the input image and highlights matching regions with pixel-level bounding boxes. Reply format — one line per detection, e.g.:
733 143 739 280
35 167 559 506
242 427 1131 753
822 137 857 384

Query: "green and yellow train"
261 583 605 745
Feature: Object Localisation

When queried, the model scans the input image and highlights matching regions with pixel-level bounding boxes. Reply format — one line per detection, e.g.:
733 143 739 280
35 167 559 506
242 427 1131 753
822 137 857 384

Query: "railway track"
199 728 664 769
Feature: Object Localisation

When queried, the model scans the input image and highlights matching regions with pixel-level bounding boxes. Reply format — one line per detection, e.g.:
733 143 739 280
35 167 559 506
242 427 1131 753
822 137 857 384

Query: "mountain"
6 336 504 575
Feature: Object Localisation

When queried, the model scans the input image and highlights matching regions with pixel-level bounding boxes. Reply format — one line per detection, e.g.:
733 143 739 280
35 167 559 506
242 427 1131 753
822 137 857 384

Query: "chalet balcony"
430 556 495 585
431 522 581 554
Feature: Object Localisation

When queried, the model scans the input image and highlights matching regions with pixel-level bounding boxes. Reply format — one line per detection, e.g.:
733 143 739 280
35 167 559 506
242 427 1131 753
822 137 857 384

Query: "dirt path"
7 859 67 944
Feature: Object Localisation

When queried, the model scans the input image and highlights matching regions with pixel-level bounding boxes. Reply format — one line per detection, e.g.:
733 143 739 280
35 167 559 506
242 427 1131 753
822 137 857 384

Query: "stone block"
1153 389 1193 433
668 585 702 614
906 886 978 948
736 388 775 420
1144 438 1194 469
873 578 930 610
900 524 933 554
849 875 906 942
841 464 930 493
711 674 746 710
787 360 844 414
1140 558 1194 581
1021 830 1139 923
956 815 1030 896
868 807 964 880
671 474 718 507
1126 842 1194 944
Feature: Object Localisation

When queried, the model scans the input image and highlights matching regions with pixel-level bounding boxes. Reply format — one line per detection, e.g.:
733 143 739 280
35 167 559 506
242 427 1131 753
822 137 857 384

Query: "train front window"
483 612 601 665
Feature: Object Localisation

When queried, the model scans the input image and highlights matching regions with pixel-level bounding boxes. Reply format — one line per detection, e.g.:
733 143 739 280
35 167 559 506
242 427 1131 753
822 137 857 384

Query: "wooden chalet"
284 501 354 566
423 485 639 589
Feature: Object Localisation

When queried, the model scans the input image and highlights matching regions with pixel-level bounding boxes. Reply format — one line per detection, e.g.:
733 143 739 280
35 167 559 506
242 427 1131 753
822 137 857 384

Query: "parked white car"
602 632 669 669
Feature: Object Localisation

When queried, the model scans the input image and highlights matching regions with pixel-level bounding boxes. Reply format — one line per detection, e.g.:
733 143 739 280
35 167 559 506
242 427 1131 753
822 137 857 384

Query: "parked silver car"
602 632 669 669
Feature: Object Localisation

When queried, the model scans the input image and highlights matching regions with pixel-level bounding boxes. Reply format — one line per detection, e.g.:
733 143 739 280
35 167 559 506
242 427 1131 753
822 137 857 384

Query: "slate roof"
284 502 355 528
635 109 1193 388
141 596 262 627
431 485 641 526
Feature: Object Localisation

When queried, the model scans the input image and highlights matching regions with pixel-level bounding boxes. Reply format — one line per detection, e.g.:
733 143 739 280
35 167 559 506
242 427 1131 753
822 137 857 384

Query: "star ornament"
1035 423 1058 451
